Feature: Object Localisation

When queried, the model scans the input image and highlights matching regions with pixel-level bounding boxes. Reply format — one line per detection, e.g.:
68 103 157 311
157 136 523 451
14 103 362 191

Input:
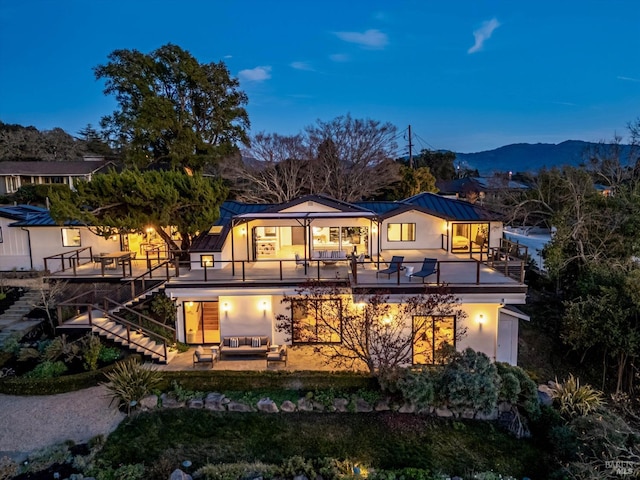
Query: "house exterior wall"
380 210 445 250
25 226 121 271
281 202 340 213
0 221 32 271
167 286 519 365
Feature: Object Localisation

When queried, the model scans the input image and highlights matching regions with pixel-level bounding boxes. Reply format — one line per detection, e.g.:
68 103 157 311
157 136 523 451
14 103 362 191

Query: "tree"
95 43 250 171
49 169 227 252
275 282 466 378
411 149 457 181
77 124 113 157
304 115 401 202
0 121 88 161
221 132 310 203
392 165 438 199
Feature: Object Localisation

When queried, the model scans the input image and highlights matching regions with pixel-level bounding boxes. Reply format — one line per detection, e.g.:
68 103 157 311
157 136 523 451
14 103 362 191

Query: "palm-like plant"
550 374 604 417
102 358 162 415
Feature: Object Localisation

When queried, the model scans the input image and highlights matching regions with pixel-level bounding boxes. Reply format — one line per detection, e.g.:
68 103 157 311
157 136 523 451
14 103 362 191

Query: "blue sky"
0 0 638 153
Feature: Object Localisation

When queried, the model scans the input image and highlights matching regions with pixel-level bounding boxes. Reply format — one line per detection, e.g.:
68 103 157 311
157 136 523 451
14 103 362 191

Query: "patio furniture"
220 336 270 358
376 255 404 278
193 345 216 368
410 258 438 283
266 344 287 366
295 253 308 267
312 250 347 265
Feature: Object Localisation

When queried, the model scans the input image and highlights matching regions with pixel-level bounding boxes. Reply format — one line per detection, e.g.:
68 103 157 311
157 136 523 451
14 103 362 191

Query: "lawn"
96 409 550 478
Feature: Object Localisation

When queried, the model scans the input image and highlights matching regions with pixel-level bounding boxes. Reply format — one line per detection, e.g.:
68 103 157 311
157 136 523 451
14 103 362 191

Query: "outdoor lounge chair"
410 258 438 283
376 255 404 278
295 253 308 267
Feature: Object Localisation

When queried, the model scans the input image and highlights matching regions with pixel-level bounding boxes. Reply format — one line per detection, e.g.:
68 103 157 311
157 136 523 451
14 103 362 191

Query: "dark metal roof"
398 192 501 221
8 208 83 227
263 194 373 213
354 201 403 215
0 205 49 221
0 160 115 176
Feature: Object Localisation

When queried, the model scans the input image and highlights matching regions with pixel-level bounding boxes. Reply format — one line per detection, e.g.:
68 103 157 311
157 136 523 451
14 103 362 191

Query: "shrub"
195 461 279 480
99 346 122 363
438 348 500 413
83 334 103 371
0 456 18 480
396 367 439 410
549 374 604 417
25 360 68 378
102 358 162 414
495 362 541 419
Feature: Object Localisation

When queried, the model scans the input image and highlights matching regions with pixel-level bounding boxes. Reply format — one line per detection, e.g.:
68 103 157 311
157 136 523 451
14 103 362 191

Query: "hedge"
156 370 377 392
0 355 142 396
0 362 376 396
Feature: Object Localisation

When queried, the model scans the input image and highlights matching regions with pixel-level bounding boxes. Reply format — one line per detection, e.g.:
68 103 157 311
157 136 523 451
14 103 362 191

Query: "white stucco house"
164 193 529 366
9 192 529 366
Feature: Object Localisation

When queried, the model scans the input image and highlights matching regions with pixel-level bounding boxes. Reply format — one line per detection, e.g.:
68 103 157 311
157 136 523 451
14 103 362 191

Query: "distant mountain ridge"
454 140 631 175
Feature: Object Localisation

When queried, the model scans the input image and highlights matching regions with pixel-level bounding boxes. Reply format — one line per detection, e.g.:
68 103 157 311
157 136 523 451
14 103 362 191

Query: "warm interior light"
239 227 246 235
146 227 154 234
383 316 392 326
371 225 378 234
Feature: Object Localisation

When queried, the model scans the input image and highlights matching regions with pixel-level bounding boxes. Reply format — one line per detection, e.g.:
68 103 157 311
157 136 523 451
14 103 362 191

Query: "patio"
155 345 366 372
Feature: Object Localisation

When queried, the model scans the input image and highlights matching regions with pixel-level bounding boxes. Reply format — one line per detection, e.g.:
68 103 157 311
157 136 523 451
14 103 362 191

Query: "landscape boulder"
257 398 279 413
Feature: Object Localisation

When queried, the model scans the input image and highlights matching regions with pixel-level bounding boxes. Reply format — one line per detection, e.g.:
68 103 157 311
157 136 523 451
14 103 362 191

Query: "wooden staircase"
58 282 176 364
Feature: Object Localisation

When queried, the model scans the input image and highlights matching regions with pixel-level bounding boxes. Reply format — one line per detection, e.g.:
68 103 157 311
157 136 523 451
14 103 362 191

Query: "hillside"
455 140 631 175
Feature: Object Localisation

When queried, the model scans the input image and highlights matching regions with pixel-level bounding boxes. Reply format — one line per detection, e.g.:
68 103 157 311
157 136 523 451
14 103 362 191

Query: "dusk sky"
1 0 639 153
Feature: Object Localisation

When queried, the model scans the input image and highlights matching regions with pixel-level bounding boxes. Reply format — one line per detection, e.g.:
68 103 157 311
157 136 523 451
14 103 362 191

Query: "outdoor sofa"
219 335 270 357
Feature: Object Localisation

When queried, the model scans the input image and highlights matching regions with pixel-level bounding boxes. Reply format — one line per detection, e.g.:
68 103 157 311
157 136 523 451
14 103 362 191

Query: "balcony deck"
167 249 525 292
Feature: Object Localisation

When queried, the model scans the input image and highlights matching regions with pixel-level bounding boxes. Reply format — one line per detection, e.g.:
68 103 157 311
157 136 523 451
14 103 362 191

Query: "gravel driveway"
0 385 125 461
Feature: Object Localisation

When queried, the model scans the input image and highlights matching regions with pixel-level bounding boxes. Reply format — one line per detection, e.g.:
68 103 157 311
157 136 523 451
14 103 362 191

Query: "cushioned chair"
266 345 287 366
193 345 215 368
295 253 308 267
376 256 404 278
410 258 438 283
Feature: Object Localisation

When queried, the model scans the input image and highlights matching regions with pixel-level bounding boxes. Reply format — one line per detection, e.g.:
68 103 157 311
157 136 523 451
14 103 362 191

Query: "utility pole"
407 124 414 169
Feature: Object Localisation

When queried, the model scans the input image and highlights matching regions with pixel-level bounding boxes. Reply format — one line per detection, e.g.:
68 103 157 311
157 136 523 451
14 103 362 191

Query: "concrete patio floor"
154 345 367 372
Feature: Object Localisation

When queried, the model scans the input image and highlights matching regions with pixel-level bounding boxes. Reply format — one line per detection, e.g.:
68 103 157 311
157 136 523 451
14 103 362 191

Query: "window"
387 223 416 242
291 298 342 344
413 315 456 364
0 226 3 243
200 255 214 267
61 228 81 247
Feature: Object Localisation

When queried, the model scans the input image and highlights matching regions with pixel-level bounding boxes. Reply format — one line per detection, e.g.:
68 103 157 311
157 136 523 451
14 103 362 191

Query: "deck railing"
43 247 94 274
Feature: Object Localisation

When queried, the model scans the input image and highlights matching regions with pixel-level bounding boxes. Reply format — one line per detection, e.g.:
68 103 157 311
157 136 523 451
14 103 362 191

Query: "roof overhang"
500 304 530 321
233 211 378 222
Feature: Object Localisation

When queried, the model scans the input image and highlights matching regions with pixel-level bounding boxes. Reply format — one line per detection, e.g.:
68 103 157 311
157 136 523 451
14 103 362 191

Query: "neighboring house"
436 177 529 205
164 193 528 365
0 159 115 195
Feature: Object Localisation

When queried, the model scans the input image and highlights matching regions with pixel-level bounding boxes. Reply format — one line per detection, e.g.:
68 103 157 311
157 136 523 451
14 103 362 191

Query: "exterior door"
184 301 220 344
497 317 515 364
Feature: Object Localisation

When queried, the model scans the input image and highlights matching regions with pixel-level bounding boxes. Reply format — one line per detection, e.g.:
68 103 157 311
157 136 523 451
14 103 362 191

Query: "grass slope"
97 410 549 477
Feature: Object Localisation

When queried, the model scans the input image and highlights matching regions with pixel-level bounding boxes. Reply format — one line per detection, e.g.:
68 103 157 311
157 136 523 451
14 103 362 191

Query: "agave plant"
102 358 162 415
550 374 604 417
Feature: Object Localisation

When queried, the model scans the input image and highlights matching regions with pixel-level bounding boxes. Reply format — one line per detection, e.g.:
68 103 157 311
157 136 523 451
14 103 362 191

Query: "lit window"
387 223 416 242
200 255 214 267
61 228 81 247
413 315 456 365
291 299 342 344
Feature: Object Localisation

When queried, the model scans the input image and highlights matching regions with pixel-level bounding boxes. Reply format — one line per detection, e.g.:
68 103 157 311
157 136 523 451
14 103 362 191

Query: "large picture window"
413 315 456 364
387 223 416 242
61 228 81 247
291 298 342 344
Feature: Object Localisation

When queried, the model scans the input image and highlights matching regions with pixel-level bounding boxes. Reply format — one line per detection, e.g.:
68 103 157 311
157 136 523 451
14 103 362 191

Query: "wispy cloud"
617 75 640 82
238 66 272 82
329 53 350 63
224 55 233 59
468 18 500 54
334 29 388 49
290 61 314 71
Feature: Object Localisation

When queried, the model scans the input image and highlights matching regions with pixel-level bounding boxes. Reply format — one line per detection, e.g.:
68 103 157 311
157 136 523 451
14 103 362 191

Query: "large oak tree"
95 43 250 171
